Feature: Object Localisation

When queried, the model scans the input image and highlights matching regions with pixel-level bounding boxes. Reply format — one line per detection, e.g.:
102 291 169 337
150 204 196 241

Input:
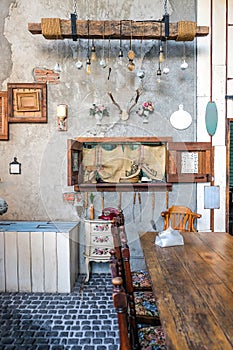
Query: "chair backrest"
110 250 139 349
112 276 132 350
111 211 127 280
161 205 202 232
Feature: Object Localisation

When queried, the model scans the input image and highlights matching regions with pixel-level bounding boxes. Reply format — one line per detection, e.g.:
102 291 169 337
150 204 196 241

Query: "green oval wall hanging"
205 101 218 136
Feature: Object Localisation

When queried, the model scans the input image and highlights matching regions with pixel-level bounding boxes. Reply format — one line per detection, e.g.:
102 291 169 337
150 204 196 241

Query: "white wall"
197 0 226 232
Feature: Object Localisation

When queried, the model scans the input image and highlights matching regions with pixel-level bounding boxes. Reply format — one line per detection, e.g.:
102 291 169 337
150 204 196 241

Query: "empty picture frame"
16 91 40 112
0 91 8 140
7 83 47 123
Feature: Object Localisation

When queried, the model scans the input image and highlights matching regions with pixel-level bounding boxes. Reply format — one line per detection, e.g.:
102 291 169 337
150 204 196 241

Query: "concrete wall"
0 0 225 272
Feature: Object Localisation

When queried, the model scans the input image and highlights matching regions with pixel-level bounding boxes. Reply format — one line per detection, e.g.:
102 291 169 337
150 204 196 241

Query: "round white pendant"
170 104 192 130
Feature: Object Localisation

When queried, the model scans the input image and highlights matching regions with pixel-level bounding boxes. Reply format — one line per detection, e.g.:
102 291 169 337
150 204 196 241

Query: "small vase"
142 111 149 123
95 113 103 125
90 204 95 220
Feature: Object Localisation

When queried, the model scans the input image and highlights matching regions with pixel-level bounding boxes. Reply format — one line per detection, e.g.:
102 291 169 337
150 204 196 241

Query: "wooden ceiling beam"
28 19 209 41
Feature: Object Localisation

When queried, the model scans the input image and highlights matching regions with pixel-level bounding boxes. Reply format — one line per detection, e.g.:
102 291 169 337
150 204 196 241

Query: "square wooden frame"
16 91 40 112
8 83 47 123
0 91 9 140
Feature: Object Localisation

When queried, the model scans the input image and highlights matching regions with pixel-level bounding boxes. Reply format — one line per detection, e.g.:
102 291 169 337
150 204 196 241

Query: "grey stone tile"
0 274 119 349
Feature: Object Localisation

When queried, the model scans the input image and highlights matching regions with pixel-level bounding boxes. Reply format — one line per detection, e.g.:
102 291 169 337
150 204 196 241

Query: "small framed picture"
8 83 47 123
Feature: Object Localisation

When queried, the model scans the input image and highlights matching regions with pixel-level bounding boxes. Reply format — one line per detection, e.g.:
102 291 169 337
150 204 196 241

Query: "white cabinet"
84 219 113 282
0 222 79 293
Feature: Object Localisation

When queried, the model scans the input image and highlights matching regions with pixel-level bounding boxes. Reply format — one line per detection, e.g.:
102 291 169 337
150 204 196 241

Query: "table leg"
85 256 91 282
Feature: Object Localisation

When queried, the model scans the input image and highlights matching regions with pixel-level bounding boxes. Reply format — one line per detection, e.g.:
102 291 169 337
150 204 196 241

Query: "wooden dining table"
139 231 233 350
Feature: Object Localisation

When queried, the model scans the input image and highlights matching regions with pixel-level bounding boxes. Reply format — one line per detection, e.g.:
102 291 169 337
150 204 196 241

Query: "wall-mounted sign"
181 152 198 174
170 104 192 130
204 186 220 209
205 101 218 136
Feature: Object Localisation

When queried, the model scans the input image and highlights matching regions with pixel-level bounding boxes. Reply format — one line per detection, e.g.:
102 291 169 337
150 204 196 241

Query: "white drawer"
90 246 112 258
91 232 113 246
89 222 111 234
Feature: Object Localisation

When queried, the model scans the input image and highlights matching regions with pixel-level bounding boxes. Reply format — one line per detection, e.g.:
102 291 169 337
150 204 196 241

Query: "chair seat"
138 325 167 350
132 270 152 291
134 292 160 324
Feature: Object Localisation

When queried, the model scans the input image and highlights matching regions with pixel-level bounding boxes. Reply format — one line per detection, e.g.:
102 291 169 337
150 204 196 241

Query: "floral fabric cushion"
134 292 159 318
132 270 152 290
138 325 167 350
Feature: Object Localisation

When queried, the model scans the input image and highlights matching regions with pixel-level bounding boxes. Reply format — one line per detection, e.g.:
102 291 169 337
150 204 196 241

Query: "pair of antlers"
108 89 142 120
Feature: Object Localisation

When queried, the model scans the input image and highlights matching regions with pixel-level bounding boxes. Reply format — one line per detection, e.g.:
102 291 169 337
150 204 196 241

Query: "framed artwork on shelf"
0 91 9 140
7 83 47 123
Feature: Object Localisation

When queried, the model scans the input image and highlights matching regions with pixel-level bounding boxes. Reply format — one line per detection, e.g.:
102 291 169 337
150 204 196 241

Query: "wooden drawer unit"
84 219 113 281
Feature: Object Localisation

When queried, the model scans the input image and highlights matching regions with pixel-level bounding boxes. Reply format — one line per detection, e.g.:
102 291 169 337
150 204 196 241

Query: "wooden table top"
139 231 233 350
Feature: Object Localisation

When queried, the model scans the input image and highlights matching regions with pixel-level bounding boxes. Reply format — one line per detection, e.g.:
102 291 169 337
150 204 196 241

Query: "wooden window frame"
166 141 213 183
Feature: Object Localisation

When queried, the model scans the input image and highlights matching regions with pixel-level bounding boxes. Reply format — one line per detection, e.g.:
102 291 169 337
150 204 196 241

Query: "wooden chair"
112 276 167 350
111 212 152 291
120 240 161 326
161 205 202 232
110 248 160 326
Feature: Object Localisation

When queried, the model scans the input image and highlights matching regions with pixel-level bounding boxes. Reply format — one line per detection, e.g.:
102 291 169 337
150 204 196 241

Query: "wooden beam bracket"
71 13 78 41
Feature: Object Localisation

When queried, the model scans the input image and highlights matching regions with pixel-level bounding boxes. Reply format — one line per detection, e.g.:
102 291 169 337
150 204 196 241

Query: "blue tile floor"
0 274 119 350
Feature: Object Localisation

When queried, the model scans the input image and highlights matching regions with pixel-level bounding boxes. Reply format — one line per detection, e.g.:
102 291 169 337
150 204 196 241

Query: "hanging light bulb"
75 60 83 69
54 35 62 73
127 21 135 71
127 50 135 71
137 70 145 79
54 62 62 73
118 21 124 66
162 39 169 75
157 62 162 83
137 28 145 81
157 67 162 76
91 40 97 62
180 41 188 70
100 21 107 68
100 58 107 68
86 58 91 75
85 20 91 75
75 46 83 69
127 59 135 71
156 34 162 83
163 66 170 74
159 44 165 63
118 49 124 65
180 59 188 70
75 34 83 69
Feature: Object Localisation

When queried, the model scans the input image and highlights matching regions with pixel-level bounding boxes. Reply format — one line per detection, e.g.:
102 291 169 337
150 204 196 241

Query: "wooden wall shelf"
74 183 173 193
75 136 172 144
28 18 209 41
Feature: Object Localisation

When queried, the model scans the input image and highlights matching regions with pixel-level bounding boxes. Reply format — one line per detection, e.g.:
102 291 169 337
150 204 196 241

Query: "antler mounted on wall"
108 89 142 120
